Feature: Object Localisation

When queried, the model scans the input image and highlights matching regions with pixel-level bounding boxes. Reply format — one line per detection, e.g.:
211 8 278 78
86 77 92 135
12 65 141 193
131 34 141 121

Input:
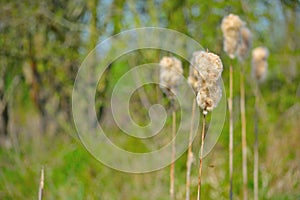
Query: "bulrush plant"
185 50 206 200
237 27 252 62
221 14 244 59
237 23 252 200
251 47 269 200
252 47 269 83
221 13 243 200
185 58 199 200
237 20 252 200
221 13 252 200
189 51 223 200
159 56 183 200
186 52 203 200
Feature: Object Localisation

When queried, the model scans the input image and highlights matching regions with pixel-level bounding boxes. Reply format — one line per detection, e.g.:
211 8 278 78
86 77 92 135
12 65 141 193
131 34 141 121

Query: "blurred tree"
0 67 9 137
0 1 87 133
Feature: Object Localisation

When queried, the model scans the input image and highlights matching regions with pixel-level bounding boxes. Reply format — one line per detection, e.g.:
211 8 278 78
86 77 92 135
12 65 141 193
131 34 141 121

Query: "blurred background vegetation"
0 0 299 199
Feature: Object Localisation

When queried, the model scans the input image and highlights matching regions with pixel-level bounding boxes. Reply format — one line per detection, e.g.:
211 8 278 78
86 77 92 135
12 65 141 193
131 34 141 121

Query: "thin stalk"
170 111 176 200
254 87 259 200
229 64 233 200
197 113 206 200
38 167 44 200
240 67 248 200
186 99 196 200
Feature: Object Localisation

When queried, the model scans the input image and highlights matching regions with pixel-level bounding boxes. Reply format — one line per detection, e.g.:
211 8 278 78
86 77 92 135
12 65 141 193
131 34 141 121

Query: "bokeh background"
0 0 299 199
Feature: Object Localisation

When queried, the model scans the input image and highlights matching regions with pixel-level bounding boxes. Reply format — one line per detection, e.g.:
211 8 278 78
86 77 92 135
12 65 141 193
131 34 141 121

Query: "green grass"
1 56 300 199
1 111 298 200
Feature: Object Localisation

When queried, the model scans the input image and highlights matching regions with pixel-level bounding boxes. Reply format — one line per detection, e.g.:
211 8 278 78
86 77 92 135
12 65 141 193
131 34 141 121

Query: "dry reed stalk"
38 167 44 200
254 89 259 200
238 25 251 200
251 47 269 200
170 110 176 200
185 99 196 200
159 56 183 200
228 64 233 200
197 114 206 200
240 66 248 200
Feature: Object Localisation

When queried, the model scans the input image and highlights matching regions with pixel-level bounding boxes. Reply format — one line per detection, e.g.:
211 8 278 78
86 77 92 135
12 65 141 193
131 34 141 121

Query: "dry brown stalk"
197 114 206 200
38 167 44 200
240 67 248 200
229 64 234 200
170 111 176 200
185 99 196 200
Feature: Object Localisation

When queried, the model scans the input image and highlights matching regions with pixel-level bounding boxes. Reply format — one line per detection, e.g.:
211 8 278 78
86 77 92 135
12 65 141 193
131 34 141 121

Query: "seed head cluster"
221 13 252 60
189 51 223 114
252 47 269 82
237 26 252 62
159 56 183 100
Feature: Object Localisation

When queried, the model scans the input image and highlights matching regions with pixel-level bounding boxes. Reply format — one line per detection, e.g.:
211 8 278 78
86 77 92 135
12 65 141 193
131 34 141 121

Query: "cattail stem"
38 167 44 200
170 111 176 200
254 86 259 200
228 64 233 200
240 67 248 200
197 113 206 200
186 99 196 200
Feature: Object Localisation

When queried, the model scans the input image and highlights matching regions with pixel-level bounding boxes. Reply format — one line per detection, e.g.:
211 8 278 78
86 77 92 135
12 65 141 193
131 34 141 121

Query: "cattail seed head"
187 75 199 92
196 79 222 113
237 26 252 62
190 51 223 113
188 52 201 92
252 47 269 82
159 56 183 99
221 14 245 59
191 51 223 83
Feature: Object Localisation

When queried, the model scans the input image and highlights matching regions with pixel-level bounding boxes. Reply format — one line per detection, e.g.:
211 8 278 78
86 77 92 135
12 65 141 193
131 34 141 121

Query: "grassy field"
1 99 299 199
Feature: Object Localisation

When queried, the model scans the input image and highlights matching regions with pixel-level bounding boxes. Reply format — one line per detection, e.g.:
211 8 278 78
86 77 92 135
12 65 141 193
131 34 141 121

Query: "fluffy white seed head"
252 47 269 82
159 56 183 99
237 26 252 62
221 14 245 59
188 75 200 92
188 51 201 91
191 51 223 83
196 79 222 113
189 51 223 113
